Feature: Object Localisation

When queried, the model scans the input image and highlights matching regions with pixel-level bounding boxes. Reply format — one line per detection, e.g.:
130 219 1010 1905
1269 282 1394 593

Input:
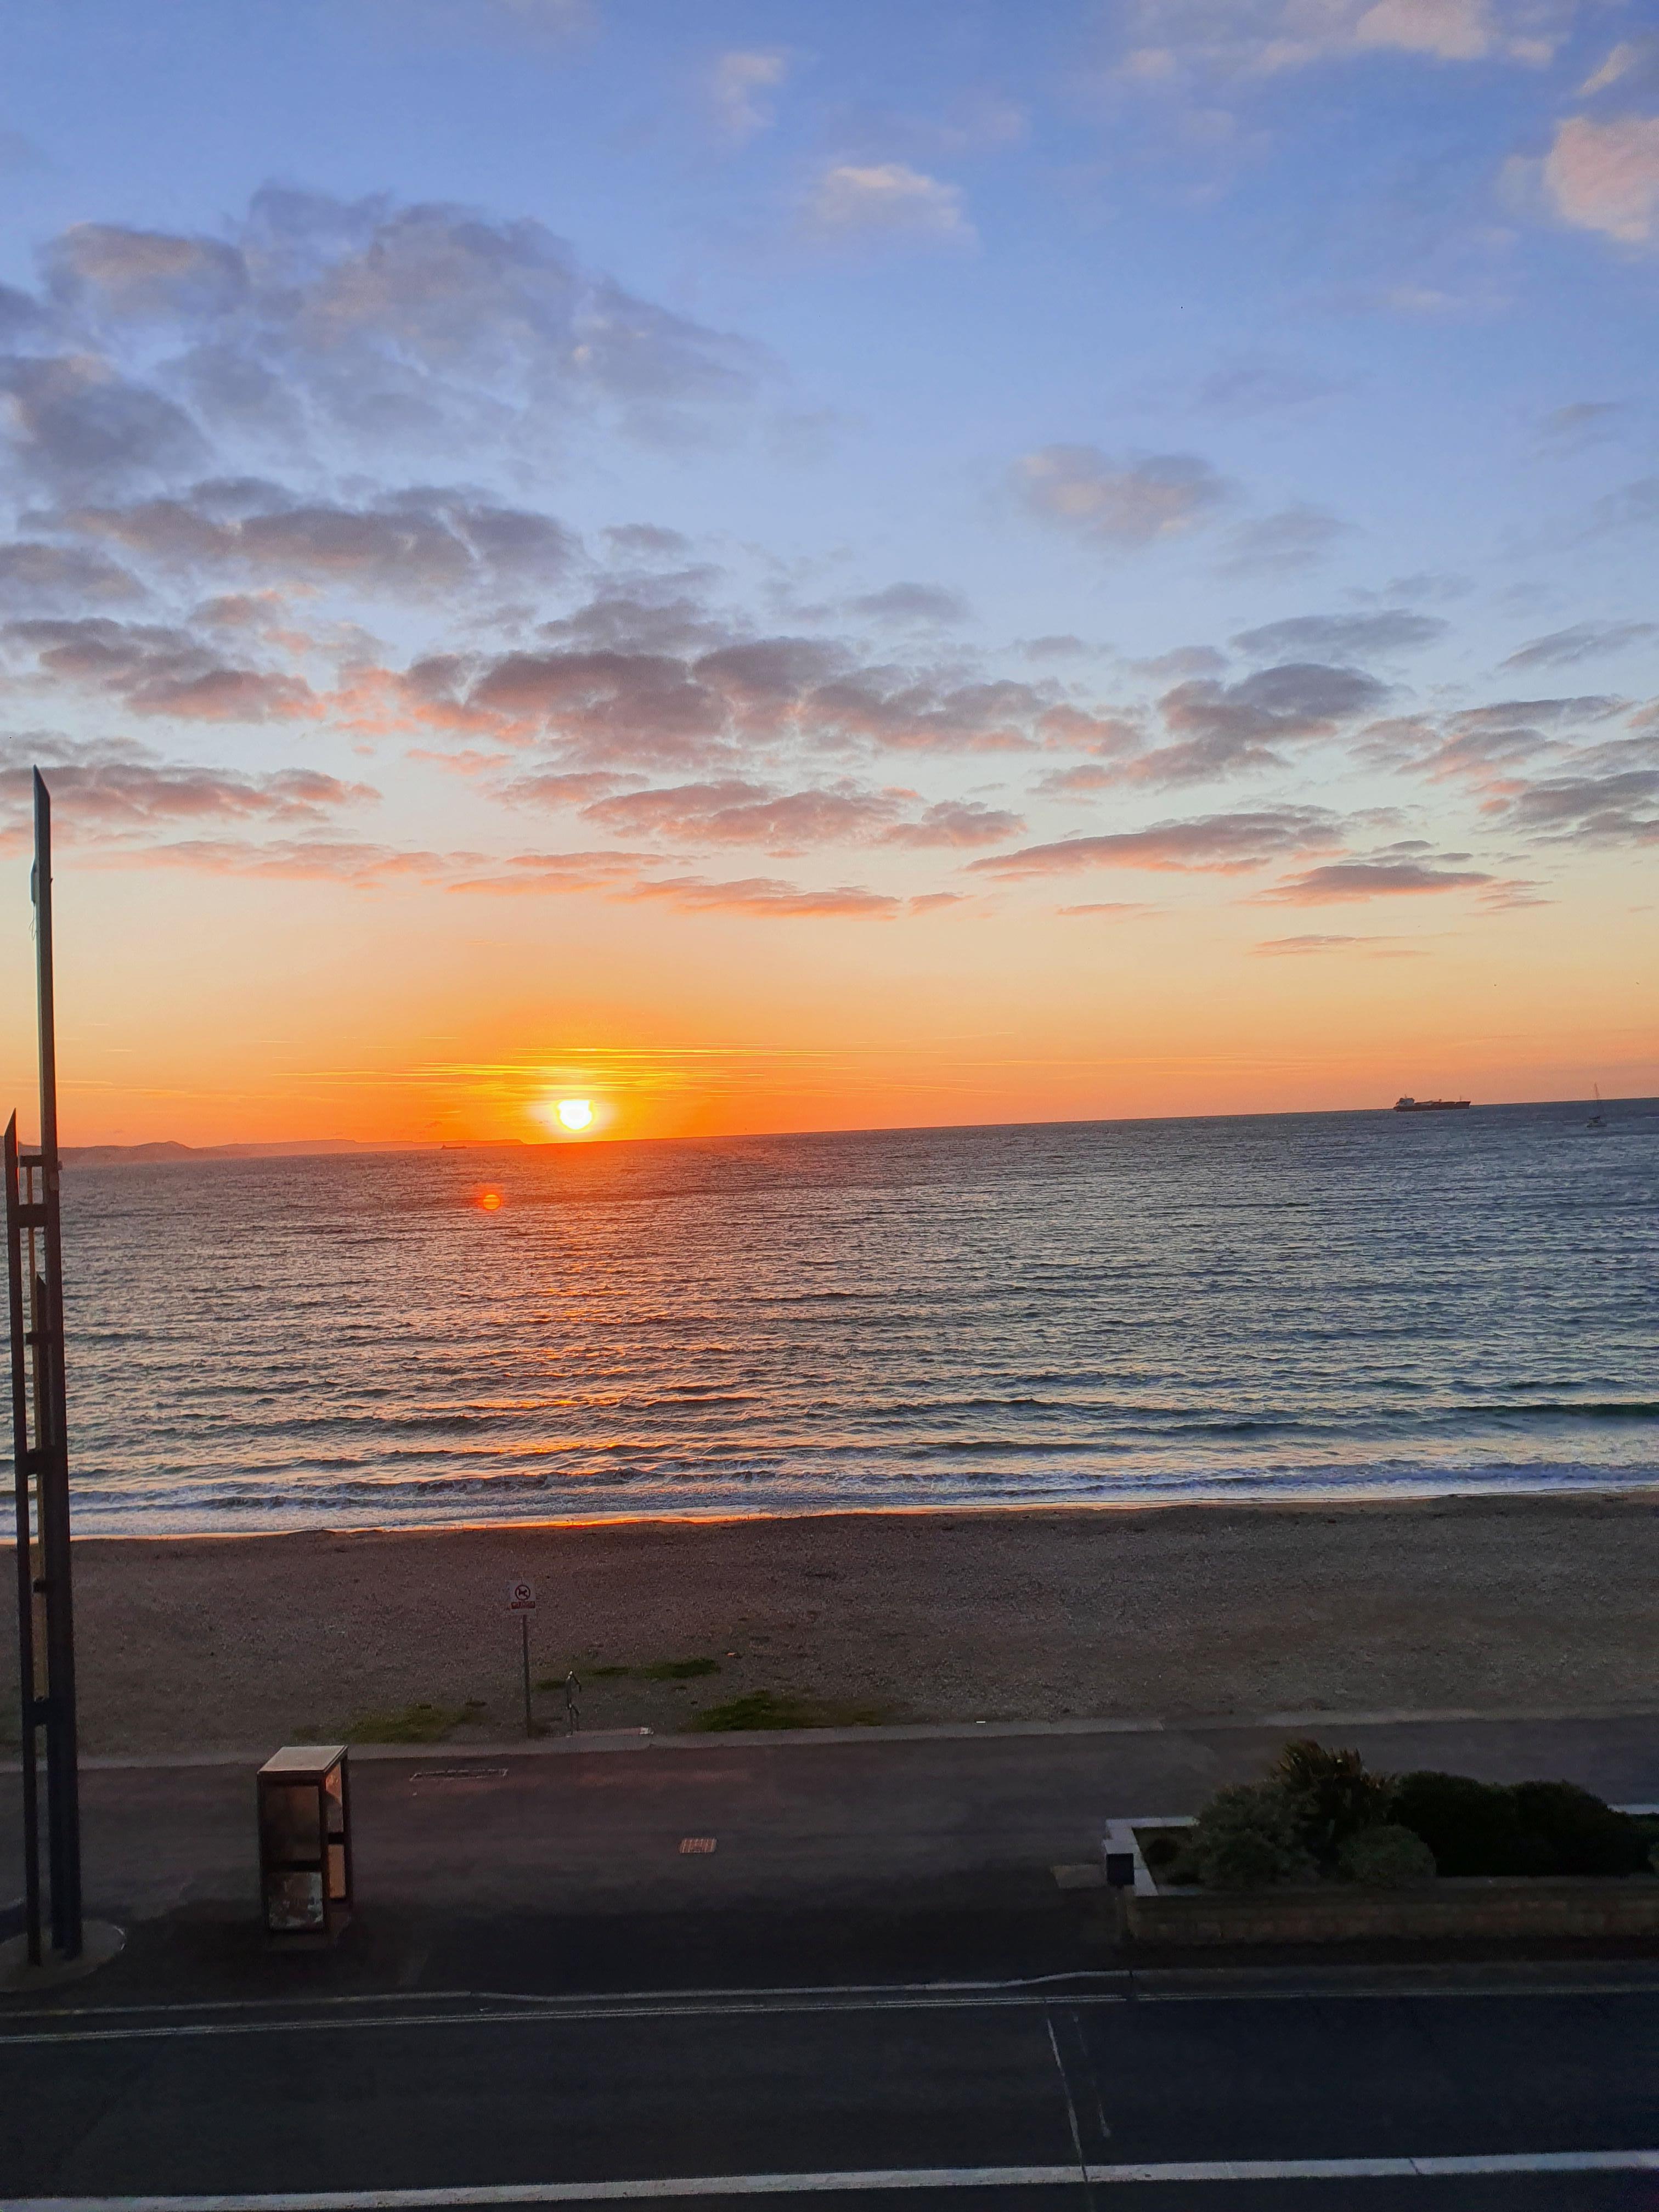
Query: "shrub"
1393 1772 1649 1878
1142 1832 1183 1872
1272 1740 1395 1869
1510 1781 1651 1878
1338 1823 1436 1888
1391 1771 1539 1876
1190 1782 1317 1891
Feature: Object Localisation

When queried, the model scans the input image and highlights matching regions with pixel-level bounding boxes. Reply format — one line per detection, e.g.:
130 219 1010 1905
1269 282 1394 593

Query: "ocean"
48 1101 1658 1534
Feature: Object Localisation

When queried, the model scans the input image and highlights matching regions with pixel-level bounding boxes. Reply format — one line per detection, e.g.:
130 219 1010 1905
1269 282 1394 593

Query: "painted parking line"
12 2151 1659 2205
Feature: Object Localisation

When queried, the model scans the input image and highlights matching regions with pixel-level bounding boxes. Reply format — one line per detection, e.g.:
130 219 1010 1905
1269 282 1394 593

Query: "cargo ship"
1393 1096 1470 1111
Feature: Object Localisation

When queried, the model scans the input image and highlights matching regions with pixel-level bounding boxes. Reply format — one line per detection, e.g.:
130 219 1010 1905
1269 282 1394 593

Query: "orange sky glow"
1 842 1649 1150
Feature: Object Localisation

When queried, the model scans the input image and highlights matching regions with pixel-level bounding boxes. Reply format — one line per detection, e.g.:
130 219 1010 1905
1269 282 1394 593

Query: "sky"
0 0 1654 1146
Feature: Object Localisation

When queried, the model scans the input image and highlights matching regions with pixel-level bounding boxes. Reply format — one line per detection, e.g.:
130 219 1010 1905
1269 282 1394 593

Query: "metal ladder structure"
6 769 82 1965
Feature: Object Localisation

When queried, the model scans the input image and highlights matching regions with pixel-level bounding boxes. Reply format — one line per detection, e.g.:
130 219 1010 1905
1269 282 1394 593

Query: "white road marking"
0 1992 1136 2046
10 2150 1659 2203
1045 2015 1088 2180
6 1968 1659 2044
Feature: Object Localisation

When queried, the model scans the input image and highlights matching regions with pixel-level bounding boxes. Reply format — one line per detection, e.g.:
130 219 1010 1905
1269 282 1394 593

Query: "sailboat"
1587 1084 1606 1131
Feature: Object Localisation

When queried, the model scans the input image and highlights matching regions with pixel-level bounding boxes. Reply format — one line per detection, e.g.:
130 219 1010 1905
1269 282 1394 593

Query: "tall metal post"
5 1116 42 1965
5 769 81 1959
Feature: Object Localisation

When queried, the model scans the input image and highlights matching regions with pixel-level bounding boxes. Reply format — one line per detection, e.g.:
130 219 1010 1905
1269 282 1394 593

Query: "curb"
64 1704 1659 1773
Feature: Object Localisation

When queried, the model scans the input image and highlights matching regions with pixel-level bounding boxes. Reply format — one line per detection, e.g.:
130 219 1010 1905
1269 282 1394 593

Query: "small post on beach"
506 1578 536 1738
4 771 83 1964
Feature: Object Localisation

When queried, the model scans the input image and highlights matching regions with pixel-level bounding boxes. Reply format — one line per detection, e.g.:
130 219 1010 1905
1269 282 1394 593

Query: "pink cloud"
1256 860 1492 902
1544 114 1659 244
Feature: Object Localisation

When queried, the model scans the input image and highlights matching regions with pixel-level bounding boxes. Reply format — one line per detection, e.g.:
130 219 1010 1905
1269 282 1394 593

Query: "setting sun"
555 1098 594 1132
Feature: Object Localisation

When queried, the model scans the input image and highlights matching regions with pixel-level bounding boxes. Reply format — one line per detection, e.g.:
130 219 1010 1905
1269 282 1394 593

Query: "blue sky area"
0 1 1654 1136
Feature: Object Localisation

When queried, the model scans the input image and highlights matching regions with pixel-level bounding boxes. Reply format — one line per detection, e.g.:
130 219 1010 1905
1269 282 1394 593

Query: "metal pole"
521 1614 532 1739
4 1115 42 1965
31 770 81 1957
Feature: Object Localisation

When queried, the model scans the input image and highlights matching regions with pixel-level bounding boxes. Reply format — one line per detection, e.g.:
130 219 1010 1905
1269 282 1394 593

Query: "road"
4 1713 1659 2204
3 1972 1658 2206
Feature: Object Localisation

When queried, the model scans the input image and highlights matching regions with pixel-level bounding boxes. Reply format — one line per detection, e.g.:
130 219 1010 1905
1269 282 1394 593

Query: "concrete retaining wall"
1123 1876 1659 1946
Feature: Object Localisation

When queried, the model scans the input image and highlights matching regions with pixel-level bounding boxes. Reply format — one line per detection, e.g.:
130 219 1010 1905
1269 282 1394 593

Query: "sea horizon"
59 1090 1659 1167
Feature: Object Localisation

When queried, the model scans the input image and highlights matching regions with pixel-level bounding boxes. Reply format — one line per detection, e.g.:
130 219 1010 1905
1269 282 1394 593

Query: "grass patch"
297 1699 488 1746
544 1657 720 1686
689 1690 893 1734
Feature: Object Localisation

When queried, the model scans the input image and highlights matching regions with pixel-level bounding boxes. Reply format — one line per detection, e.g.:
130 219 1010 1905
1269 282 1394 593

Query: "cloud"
465 847 903 916
602 523 694 562
3 614 327 721
1258 859 1493 901
0 352 206 491
1127 645 1227 679
1494 766 1659 843
1500 620 1657 668
1057 900 1154 916
1014 445 1230 548
8 190 764 495
969 805 1341 877
881 799 1023 848
61 484 578 594
0 735 374 835
1543 114 1659 244
805 163 974 245
1253 932 1387 952
532 775 1020 854
1109 0 1570 82
119 828 910 921
848 582 970 627
1587 477 1659 534
575 778 902 852
0 541 144 606
1217 504 1351 575
1232 611 1447 659
709 49 789 144
438 627 1082 769
1537 398 1628 445
122 834 460 885
46 224 250 321
1362 692 1629 789
1136 662 1389 783
623 872 899 919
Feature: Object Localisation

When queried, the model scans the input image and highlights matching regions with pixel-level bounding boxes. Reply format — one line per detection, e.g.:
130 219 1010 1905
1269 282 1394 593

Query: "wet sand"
13 1489 1659 1754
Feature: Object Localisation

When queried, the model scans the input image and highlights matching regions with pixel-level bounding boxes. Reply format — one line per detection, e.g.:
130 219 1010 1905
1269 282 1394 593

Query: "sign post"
506 1580 536 1738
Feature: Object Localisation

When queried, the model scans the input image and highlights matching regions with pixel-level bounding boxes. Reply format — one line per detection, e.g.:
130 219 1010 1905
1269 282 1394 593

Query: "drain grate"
678 1836 717 1854
413 1767 510 1781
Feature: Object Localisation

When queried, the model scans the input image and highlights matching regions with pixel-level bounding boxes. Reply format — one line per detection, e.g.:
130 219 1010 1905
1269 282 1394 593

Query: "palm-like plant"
1271 1739 1394 1867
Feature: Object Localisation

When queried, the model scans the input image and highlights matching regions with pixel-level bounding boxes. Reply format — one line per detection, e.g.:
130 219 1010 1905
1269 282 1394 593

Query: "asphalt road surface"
4 1715 1659 2205
2 1973 1657 2207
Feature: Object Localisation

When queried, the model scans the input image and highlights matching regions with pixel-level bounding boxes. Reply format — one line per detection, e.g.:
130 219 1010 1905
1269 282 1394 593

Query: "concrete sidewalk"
71 1700 1659 1770
5 1708 1659 2008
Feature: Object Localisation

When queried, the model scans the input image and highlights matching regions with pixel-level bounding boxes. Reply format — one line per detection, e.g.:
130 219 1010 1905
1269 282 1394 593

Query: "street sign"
506 1580 537 1613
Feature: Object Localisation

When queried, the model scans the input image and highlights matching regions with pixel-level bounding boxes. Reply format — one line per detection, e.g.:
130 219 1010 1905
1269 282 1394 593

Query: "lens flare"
556 1098 594 1131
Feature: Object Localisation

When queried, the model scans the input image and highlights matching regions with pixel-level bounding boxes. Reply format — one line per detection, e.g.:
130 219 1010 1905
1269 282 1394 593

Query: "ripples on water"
49 1102 1659 1531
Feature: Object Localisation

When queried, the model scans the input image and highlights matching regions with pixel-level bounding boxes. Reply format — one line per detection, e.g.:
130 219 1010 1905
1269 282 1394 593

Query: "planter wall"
1120 1876 1659 1948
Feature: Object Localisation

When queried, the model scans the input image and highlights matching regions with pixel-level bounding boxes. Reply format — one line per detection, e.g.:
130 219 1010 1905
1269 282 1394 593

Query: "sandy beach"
6 1490 1653 1755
